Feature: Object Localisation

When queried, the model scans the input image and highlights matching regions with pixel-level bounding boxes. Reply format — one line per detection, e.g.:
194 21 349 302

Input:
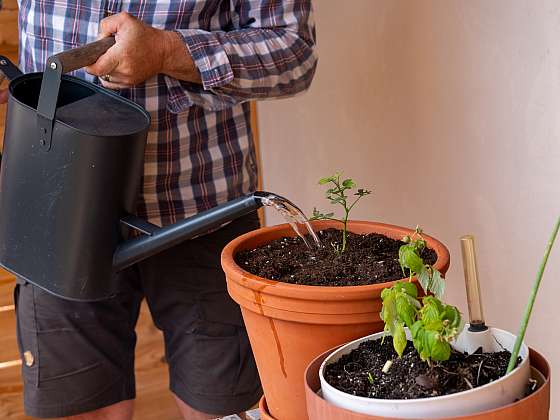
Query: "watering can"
0 39 266 301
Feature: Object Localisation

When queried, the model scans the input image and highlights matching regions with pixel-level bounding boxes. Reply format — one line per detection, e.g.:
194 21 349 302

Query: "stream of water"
257 193 322 250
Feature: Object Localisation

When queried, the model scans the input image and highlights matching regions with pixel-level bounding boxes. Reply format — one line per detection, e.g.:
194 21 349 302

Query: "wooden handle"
50 37 116 74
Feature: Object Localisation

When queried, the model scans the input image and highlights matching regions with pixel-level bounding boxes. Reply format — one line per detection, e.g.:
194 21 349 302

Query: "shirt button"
23 351 34 367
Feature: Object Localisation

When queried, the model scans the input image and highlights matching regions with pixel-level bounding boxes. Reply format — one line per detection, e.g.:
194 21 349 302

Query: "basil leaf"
393 322 407 357
429 269 445 299
396 295 416 329
430 339 451 361
417 268 431 294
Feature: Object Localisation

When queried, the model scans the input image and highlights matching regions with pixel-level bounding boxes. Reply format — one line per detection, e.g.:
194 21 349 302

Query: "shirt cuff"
175 28 234 90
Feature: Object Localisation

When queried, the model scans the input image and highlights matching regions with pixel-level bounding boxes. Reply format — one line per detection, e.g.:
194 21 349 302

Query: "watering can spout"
112 191 268 272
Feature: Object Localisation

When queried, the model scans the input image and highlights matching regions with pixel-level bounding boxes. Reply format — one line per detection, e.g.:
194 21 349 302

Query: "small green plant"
507 215 560 373
399 226 445 299
309 172 371 254
380 281 462 364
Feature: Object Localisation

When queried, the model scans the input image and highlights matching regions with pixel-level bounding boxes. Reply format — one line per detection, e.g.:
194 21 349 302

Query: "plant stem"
342 211 349 252
506 215 560 373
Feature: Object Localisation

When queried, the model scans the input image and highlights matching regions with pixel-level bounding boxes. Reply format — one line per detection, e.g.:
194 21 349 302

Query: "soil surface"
324 337 520 399
235 228 437 286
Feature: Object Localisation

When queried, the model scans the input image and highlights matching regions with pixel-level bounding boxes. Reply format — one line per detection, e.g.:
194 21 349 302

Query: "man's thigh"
14 272 143 418
140 213 263 416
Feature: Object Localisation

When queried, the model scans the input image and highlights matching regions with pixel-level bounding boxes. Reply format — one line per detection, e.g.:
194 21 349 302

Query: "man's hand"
86 12 201 89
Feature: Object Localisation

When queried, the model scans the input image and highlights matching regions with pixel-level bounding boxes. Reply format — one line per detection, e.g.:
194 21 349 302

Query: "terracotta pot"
259 396 277 420
305 346 550 420
222 221 450 420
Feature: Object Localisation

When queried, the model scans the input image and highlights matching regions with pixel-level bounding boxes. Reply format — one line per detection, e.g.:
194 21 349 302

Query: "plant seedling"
380 281 462 364
399 226 445 299
309 172 371 254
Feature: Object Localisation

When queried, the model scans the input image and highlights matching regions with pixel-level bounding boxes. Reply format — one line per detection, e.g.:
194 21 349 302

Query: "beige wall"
258 0 559 415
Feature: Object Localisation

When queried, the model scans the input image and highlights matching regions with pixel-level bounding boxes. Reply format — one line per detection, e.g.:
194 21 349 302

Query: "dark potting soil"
235 228 437 286
324 337 520 400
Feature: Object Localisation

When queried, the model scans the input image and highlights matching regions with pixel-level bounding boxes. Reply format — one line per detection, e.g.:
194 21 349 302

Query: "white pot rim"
319 326 530 406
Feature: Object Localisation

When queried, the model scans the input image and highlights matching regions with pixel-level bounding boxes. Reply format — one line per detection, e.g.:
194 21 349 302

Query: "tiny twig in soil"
437 366 459 376
476 360 484 386
343 362 361 375
463 377 474 389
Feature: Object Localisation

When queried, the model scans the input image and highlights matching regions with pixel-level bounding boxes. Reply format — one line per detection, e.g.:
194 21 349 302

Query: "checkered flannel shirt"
9 0 317 226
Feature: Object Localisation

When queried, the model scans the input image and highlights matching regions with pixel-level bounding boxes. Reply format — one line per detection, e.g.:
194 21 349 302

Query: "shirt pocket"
122 0 226 31
19 0 100 47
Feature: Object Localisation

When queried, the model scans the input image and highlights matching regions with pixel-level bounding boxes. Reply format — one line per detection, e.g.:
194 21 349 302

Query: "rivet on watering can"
50 62 57 70
23 351 34 367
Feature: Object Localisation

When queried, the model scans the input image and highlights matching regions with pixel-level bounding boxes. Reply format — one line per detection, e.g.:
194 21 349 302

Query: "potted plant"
305 218 557 419
221 173 451 420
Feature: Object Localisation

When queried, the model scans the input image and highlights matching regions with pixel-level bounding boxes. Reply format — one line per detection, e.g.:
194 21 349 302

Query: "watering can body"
0 48 150 300
0 42 264 301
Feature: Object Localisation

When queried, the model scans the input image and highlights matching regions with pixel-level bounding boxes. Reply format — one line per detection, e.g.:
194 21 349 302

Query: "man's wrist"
160 30 202 84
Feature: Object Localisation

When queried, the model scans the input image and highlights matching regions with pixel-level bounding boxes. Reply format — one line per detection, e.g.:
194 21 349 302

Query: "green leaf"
342 178 356 189
421 296 443 323
398 281 418 298
393 322 407 357
417 268 431 294
319 176 335 185
380 292 397 332
422 330 439 361
399 244 425 275
430 339 451 361
410 320 423 339
411 324 425 357
443 305 462 329
423 318 444 332
429 269 445 299
381 287 393 301
396 295 416 329
367 372 374 384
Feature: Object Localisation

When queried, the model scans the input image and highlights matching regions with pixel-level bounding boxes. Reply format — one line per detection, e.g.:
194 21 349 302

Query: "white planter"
319 326 531 419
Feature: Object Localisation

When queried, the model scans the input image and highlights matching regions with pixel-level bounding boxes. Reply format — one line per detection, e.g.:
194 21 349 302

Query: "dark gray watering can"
0 40 265 301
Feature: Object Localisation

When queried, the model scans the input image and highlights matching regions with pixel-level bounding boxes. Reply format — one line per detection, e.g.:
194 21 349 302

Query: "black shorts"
14 213 262 418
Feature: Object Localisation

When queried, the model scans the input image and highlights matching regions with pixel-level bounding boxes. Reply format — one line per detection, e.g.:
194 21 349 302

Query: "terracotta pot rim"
221 220 451 300
258 395 277 420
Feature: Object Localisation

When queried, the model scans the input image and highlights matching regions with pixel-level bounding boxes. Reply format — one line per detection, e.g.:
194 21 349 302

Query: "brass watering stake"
460 235 487 331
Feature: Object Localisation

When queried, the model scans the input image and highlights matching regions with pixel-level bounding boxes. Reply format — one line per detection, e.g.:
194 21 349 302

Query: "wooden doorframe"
250 102 266 226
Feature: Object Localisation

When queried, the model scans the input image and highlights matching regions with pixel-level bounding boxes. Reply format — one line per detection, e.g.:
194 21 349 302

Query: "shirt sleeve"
164 0 317 113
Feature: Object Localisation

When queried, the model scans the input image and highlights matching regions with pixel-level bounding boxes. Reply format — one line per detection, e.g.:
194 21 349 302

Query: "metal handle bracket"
36 58 63 151
35 37 116 151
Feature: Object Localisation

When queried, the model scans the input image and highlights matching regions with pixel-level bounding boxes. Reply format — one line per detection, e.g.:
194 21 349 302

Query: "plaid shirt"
11 0 316 226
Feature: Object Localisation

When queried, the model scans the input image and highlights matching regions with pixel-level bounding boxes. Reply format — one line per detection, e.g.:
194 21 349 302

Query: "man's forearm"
161 31 202 84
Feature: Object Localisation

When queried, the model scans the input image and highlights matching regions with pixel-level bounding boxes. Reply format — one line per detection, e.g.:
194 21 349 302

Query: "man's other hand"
85 12 179 89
